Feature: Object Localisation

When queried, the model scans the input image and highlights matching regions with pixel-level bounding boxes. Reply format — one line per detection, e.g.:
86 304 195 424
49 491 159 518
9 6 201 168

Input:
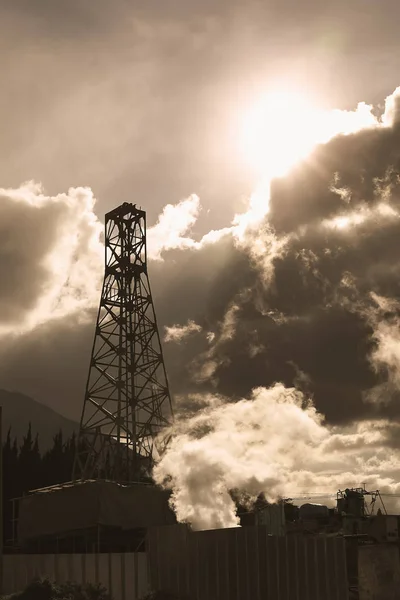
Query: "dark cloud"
0 194 60 320
269 124 400 234
0 313 94 421
159 116 400 427
186 300 377 425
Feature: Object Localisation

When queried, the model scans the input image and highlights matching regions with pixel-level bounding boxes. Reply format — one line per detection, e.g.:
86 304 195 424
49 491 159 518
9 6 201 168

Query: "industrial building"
13 480 175 553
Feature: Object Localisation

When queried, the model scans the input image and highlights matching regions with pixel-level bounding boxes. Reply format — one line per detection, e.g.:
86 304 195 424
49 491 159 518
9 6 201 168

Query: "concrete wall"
358 544 400 600
2 552 148 600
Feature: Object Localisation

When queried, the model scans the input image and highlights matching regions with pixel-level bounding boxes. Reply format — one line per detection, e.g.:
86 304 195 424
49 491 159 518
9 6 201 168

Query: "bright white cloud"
382 86 400 127
164 320 202 342
322 202 399 231
366 294 400 403
0 181 103 335
147 194 200 260
147 194 234 261
0 184 236 337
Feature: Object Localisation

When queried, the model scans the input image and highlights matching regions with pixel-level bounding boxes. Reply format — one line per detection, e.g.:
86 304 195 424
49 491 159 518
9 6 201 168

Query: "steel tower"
73 203 173 483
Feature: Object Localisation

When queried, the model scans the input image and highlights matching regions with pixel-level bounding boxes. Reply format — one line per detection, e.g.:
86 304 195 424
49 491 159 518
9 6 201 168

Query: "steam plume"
154 384 400 530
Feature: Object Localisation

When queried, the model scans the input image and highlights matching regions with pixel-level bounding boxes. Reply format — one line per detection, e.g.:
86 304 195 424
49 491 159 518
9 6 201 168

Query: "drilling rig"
73 202 173 483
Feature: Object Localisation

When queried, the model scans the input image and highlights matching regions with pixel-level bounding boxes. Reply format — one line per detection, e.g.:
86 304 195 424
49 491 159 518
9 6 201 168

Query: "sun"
234 85 379 229
239 89 322 178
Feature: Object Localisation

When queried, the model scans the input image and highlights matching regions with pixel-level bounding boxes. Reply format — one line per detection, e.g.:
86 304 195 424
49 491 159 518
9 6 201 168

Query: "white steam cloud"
154 384 400 530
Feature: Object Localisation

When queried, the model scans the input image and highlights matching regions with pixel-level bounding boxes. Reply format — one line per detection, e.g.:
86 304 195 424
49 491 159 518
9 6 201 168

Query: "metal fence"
147 525 349 600
2 552 148 600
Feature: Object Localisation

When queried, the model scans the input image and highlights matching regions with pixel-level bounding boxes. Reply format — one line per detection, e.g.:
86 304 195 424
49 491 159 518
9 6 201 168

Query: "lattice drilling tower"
73 203 173 483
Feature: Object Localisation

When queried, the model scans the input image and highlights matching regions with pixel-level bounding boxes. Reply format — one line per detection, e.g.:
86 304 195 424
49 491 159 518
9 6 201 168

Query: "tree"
2 424 78 545
42 429 76 486
18 423 42 494
2 427 19 543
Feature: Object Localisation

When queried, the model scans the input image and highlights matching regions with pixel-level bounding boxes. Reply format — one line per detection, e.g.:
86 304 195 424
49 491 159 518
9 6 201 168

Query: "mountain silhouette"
0 389 78 452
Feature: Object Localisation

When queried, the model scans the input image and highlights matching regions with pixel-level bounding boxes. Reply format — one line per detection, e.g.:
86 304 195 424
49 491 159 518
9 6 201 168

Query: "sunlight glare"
239 89 378 180
240 89 319 178
235 87 379 229
242 92 314 177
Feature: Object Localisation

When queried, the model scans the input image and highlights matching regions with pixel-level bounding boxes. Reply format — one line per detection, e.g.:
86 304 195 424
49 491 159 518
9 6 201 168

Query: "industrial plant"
3 203 399 599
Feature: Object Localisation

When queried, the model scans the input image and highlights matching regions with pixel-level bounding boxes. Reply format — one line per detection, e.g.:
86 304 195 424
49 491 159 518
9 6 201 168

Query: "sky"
3 0 400 527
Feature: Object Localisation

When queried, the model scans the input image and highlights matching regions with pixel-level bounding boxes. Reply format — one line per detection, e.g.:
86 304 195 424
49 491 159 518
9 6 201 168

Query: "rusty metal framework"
73 203 173 482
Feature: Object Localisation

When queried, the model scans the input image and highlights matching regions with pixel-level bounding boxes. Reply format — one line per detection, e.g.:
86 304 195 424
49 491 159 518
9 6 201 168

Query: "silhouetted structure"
73 203 173 483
